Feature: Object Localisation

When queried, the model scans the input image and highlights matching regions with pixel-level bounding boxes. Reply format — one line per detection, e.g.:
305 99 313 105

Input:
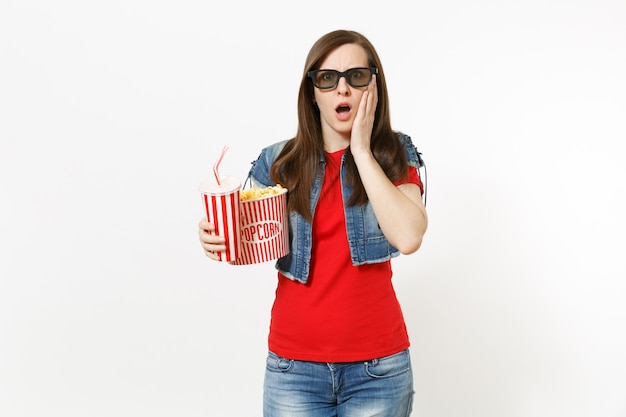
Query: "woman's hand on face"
198 218 226 261
350 74 378 157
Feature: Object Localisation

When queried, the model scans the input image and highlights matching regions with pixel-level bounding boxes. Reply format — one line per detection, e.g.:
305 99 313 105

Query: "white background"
1 1 625 416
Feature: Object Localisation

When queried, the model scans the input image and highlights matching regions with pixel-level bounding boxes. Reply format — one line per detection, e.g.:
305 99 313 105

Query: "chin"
334 122 354 134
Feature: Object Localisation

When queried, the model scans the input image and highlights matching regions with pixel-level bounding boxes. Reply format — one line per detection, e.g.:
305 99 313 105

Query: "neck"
323 134 350 153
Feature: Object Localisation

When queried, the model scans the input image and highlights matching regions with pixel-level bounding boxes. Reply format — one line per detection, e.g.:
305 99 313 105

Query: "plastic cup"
199 176 242 262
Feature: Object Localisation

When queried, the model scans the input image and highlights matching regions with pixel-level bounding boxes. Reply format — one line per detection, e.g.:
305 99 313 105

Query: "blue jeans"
263 349 414 417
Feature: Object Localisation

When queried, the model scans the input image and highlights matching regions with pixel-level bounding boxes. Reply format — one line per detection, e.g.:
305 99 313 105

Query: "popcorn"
231 183 289 265
240 184 286 201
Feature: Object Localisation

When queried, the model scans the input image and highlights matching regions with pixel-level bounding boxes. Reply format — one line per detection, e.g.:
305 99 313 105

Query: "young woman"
199 29 428 417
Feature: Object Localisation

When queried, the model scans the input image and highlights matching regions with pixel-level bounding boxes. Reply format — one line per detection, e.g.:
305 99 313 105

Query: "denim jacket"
247 132 423 284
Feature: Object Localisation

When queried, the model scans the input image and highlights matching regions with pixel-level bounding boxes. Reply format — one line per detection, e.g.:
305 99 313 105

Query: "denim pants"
263 349 414 417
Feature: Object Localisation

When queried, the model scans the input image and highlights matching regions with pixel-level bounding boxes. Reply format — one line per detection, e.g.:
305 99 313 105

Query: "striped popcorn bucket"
199 176 242 262
230 187 289 265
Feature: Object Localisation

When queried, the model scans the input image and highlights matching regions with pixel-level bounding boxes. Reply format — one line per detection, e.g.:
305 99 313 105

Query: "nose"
336 75 350 94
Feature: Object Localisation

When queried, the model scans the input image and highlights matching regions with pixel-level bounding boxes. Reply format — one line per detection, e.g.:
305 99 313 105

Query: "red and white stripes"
203 190 241 262
230 190 289 265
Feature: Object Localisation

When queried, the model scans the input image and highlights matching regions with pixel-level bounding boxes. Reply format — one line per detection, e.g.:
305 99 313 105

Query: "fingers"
204 250 222 261
356 76 377 125
198 217 227 259
368 74 378 111
200 235 227 259
351 76 377 155
356 90 369 121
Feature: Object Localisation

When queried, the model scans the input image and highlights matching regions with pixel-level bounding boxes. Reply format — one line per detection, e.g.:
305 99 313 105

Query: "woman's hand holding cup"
198 218 227 261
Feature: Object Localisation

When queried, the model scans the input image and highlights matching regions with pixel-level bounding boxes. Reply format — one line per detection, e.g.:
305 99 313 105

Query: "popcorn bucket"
230 186 289 265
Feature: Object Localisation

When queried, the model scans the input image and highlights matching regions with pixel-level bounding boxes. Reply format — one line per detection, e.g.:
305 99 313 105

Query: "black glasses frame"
307 67 378 90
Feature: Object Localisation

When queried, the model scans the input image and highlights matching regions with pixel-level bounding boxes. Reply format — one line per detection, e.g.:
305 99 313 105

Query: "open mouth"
336 104 351 114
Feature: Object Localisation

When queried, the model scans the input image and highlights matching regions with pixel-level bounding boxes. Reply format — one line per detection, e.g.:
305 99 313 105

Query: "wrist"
351 148 375 165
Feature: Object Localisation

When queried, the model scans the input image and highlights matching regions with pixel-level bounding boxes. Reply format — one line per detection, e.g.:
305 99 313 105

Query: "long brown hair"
270 29 408 221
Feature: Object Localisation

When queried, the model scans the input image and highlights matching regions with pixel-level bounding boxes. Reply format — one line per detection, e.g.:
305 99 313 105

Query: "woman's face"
312 43 371 144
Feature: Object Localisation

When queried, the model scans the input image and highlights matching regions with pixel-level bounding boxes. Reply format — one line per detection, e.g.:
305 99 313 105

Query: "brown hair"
270 29 408 220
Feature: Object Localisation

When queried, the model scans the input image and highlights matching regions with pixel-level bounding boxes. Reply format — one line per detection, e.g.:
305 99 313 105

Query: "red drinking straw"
213 145 229 186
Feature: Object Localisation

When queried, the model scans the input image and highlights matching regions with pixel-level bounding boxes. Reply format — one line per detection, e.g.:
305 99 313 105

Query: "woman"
199 29 428 417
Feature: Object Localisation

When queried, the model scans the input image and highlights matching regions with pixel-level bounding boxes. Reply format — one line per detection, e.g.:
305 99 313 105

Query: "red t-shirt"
268 149 423 362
